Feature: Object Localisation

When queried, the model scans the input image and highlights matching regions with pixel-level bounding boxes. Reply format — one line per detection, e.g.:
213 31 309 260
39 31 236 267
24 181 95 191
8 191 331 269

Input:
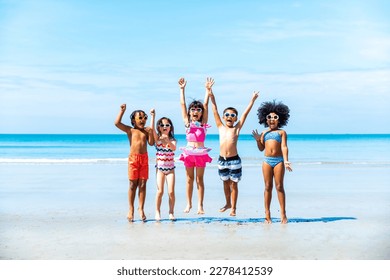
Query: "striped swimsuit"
155 140 175 174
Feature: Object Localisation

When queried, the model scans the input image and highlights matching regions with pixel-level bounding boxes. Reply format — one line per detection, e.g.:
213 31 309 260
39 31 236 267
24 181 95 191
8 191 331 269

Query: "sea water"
1 134 389 166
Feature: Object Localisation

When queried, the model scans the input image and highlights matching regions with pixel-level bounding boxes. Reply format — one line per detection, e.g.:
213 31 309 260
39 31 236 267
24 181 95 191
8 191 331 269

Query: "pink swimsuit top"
185 122 210 142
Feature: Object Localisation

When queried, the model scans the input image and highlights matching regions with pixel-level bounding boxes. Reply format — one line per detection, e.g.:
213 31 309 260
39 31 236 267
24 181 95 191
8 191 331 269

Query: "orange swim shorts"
128 153 149 180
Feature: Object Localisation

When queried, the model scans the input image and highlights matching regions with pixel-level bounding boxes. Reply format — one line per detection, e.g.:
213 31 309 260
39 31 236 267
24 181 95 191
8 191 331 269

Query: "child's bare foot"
265 211 272 224
169 213 176 221
219 204 231 212
138 209 146 221
155 211 161 221
230 208 236 216
127 212 134 222
197 207 205 215
183 204 192 213
281 215 288 224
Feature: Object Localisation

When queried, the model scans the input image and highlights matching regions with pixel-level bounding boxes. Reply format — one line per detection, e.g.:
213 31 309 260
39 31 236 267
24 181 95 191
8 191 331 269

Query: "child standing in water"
208 83 259 216
115 104 155 222
252 100 292 224
178 77 213 214
151 110 177 221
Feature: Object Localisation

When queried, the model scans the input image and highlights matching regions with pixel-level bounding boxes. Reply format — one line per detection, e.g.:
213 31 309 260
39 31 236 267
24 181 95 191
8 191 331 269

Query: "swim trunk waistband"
218 154 240 161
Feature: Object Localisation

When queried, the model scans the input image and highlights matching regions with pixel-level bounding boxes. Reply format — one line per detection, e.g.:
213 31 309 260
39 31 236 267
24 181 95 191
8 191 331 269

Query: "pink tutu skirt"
179 146 212 168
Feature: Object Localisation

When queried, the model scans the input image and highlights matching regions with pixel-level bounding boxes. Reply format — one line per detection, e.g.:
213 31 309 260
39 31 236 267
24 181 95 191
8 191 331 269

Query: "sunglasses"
136 115 148 120
224 113 237 118
266 114 279 120
159 123 171 128
190 108 202 113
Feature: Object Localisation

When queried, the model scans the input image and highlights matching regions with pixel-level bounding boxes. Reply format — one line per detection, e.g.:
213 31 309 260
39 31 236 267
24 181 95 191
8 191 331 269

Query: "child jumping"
209 84 259 216
178 77 213 214
252 100 292 224
150 109 177 221
115 104 155 222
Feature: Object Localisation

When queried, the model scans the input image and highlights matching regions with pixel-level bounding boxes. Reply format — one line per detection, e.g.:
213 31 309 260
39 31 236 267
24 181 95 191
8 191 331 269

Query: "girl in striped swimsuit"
151 111 177 221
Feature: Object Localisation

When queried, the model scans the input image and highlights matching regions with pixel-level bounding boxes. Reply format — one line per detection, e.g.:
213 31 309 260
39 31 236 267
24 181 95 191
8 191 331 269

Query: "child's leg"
138 179 147 221
166 172 176 220
195 167 205 214
155 171 165 220
274 163 287 224
184 167 195 213
262 163 274 224
230 181 238 216
128 180 138 221
219 180 232 212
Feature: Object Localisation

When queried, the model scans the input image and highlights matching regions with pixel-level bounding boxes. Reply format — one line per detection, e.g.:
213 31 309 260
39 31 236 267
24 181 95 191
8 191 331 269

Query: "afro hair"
257 100 290 128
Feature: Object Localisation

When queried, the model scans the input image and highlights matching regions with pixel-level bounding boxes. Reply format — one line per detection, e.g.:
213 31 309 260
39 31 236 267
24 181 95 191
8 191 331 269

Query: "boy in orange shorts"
115 104 155 221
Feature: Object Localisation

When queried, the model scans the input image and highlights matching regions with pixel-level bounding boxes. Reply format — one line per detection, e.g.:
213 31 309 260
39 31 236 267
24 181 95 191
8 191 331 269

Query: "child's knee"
195 176 204 185
275 183 284 192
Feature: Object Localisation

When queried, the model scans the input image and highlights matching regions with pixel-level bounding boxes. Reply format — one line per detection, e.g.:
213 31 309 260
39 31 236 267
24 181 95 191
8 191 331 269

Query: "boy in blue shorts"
209 85 259 216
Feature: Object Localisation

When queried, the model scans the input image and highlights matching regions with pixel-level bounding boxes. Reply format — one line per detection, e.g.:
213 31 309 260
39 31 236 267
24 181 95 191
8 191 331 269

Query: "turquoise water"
1 134 389 165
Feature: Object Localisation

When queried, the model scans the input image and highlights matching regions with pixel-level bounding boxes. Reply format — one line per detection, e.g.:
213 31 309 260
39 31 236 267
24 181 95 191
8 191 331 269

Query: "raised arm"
202 77 214 124
149 108 158 143
208 88 223 128
178 77 188 126
237 91 259 129
114 104 131 133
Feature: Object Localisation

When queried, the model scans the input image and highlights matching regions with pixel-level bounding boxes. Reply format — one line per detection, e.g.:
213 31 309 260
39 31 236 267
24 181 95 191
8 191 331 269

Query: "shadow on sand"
140 216 357 224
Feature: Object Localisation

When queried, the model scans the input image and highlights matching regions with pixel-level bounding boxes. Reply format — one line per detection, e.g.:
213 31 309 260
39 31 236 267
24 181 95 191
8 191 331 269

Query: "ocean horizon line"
1 158 389 166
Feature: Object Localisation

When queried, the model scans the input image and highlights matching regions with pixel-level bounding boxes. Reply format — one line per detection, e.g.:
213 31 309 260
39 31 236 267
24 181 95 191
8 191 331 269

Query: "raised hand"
205 77 215 90
251 129 262 142
120 104 126 112
178 77 187 89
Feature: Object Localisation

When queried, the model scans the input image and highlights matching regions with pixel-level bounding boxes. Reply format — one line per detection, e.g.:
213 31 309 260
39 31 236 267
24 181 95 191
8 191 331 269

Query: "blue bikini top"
264 130 282 143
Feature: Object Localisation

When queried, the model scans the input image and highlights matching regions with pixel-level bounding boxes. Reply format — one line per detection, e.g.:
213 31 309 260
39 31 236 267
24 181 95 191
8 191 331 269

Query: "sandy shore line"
0 163 389 259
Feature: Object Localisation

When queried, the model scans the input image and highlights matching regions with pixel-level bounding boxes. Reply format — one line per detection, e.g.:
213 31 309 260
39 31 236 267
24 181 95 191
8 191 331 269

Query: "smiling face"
223 108 238 128
266 112 279 130
158 118 171 136
189 106 203 122
132 111 148 129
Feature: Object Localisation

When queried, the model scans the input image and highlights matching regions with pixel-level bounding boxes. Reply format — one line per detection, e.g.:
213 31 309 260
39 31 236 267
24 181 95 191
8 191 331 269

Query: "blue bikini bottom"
264 156 284 168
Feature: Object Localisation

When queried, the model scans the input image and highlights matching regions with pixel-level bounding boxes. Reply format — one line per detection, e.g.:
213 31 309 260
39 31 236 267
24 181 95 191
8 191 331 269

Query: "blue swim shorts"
217 155 242 182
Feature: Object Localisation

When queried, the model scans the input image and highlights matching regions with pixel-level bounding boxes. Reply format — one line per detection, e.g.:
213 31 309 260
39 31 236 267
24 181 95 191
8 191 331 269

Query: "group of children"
114 77 292 224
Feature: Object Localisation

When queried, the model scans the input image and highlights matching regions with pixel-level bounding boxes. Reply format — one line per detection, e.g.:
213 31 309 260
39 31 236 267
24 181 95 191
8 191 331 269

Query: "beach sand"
0 162 389 260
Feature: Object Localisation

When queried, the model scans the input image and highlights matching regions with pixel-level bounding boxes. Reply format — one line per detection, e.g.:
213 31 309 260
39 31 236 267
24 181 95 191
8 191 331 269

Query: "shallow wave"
0 158 128 164
1 157 389 166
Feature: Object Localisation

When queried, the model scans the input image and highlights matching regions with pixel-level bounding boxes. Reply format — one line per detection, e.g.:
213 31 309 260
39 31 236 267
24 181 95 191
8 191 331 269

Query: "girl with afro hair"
252 100 292 224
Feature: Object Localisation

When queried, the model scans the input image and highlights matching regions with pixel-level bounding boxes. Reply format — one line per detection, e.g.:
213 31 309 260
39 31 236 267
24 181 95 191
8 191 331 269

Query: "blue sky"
1 0 389 134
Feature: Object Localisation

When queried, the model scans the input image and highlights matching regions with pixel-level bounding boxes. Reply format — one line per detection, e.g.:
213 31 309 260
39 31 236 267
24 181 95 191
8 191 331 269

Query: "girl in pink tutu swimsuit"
178 77 213 214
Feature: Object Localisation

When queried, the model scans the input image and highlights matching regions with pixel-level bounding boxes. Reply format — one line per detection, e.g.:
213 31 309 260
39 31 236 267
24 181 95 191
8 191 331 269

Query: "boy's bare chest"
129 129 148 142
220 127 238 143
